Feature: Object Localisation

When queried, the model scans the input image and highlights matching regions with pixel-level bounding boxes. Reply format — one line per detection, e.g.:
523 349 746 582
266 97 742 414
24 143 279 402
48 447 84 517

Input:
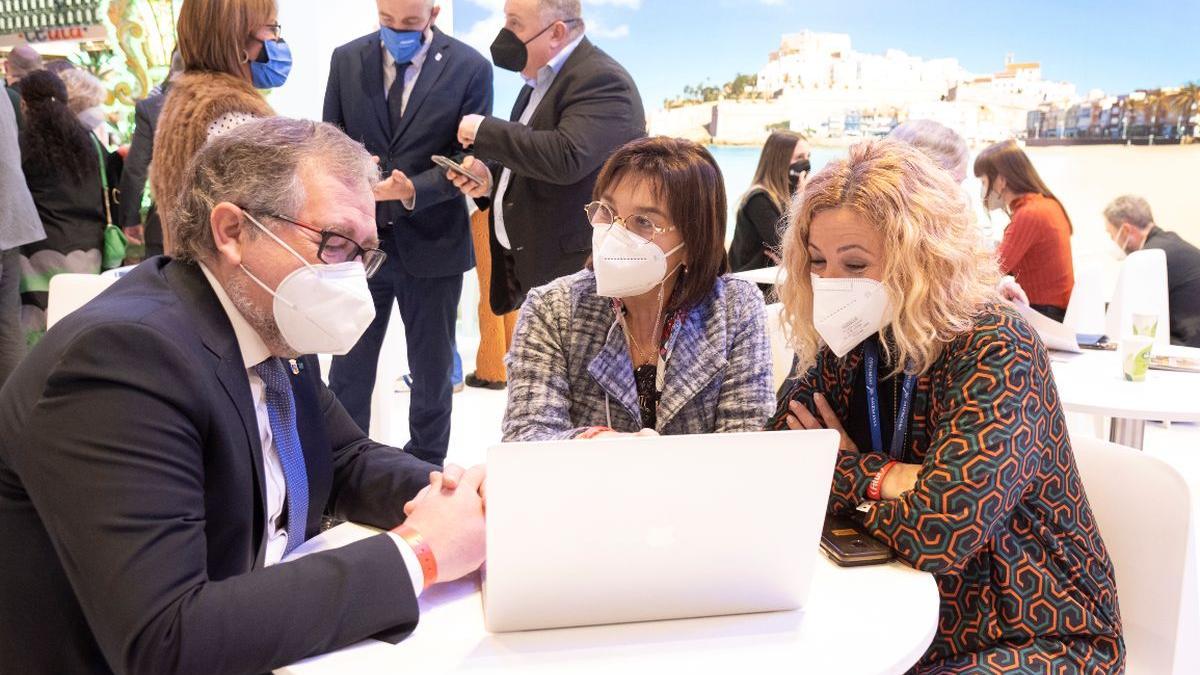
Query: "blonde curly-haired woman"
771 139 1124 673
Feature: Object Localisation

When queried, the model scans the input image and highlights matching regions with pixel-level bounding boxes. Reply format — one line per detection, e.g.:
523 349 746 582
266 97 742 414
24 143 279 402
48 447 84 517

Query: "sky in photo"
453 0 1200 114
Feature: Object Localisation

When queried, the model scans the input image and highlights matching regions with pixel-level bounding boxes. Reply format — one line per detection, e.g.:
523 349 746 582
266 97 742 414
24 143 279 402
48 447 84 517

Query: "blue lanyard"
863 339 917 460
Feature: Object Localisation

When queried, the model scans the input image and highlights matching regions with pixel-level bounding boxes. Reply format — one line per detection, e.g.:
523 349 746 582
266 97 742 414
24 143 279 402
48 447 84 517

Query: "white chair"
45 274 117 329
1071 435 1199 673
1063 263 1108 336
764 302 794 392
1105 248 1170 348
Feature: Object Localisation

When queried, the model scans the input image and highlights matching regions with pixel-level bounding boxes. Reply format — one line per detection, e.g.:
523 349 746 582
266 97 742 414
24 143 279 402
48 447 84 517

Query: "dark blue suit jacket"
0 258 437 674
324 28 492 279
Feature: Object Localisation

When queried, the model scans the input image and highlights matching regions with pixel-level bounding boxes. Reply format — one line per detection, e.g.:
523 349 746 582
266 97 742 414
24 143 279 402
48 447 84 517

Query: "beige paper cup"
1121 335 1154 382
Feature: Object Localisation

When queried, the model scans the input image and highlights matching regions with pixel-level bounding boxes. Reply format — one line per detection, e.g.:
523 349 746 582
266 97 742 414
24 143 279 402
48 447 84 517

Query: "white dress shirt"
382 27 434 211
197 264 424 595
491 33 586 250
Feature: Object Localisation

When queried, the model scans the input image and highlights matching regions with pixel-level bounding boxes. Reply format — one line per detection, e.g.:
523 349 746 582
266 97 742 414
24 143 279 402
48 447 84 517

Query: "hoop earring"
239 50 250 64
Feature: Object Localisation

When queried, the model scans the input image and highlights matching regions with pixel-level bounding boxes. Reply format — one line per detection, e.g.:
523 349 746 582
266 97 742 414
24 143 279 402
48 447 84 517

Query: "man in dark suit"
0 118 486 674
1105 194 1200 347
324 0 492 464
118 52 184 259
451 0 645 316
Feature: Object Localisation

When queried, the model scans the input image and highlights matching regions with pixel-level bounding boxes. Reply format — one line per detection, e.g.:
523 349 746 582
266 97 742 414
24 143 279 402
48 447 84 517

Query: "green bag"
103 222 128 270
93 134 126 270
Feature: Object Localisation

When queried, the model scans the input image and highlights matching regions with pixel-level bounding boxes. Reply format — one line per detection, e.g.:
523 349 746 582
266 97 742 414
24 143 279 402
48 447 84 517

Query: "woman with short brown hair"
503 136 773 441
151 0 284 254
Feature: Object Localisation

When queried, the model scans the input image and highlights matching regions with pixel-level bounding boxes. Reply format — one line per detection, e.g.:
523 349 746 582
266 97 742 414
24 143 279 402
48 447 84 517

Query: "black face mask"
788 158 811 192
490 19 579 73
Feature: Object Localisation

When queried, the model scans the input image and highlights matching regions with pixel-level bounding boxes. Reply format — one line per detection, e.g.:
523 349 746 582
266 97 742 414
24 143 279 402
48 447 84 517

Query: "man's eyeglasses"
584 201 676 243
251 211 387 278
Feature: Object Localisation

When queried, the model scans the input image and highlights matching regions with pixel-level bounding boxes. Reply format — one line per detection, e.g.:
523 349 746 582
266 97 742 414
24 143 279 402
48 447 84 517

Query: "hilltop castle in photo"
651 30 1198 146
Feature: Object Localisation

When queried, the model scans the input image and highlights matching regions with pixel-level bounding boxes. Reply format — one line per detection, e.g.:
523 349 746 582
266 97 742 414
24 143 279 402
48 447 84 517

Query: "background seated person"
0 118 485 674
1104 194 1200 347
503 137 773 441
729 130 809 275
771 139 1124 673
974 140 1075 322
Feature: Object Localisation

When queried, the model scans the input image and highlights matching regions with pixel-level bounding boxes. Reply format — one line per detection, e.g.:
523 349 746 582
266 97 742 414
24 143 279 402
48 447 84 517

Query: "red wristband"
394 524 437 591
577 426 613 440
867 460 898 501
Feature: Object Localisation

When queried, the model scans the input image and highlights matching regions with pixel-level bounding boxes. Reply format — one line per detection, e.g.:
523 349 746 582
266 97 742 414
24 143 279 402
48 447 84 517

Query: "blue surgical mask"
381 26 425 64
250 38 292 89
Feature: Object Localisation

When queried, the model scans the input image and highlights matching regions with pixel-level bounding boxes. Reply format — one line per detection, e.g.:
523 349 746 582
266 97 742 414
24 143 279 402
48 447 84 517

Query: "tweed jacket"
503 270 773 441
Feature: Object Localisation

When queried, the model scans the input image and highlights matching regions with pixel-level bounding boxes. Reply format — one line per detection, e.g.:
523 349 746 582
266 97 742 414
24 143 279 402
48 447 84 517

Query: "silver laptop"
483 429 840 632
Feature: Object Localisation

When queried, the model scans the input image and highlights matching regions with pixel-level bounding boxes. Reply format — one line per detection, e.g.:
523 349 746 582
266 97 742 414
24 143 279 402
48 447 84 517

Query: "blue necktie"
388 61 411 133
254 358 309 555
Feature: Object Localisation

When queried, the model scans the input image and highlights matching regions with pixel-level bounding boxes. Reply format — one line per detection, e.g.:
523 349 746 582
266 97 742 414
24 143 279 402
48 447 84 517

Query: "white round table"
1051 349 1200 448
279 557 939 675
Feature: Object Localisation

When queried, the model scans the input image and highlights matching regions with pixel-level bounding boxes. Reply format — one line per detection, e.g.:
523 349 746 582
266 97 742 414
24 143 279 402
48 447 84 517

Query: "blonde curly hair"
779 138 1001 375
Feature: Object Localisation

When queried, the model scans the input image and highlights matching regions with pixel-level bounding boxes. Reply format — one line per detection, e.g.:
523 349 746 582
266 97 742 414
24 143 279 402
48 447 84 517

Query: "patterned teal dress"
771 303 1124 673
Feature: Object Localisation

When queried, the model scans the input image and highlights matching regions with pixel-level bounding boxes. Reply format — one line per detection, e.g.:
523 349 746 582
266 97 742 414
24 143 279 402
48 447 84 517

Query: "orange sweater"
997 194 1074 309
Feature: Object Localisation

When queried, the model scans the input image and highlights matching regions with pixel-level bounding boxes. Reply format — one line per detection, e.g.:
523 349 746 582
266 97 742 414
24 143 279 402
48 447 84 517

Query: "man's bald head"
5 45 44 85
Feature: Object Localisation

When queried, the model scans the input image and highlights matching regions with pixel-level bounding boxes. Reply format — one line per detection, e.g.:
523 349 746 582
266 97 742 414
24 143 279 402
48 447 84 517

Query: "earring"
239 50 250 64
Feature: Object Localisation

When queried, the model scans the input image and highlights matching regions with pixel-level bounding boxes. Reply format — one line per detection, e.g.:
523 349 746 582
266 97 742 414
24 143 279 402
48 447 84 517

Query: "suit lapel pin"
435 52 443 62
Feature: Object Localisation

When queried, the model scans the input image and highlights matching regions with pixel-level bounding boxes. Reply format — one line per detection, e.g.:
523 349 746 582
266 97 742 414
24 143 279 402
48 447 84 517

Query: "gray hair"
538 0 584 34
1104 194 1155 230
59 68 106 115
6 45 43 79
888 119 970 183
173 117 378 264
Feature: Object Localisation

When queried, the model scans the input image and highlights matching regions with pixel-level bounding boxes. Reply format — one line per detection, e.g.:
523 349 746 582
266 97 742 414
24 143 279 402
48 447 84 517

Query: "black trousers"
1031 303 1067 323
328 231 462 466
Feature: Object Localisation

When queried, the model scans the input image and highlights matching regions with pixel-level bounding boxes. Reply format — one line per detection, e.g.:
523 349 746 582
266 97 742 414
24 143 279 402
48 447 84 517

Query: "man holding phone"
450 0 645 315
323 0 492 464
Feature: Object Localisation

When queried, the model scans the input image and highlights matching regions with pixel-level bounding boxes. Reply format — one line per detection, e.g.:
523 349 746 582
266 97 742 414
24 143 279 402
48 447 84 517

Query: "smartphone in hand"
432 154 484 187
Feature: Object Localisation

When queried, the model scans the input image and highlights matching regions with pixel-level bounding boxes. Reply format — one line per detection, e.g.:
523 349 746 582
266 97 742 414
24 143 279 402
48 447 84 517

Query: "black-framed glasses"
584 201 676 243
254 211 387 278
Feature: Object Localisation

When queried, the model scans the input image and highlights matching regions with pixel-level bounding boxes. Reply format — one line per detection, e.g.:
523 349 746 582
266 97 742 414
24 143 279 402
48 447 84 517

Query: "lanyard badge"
863 339 917 460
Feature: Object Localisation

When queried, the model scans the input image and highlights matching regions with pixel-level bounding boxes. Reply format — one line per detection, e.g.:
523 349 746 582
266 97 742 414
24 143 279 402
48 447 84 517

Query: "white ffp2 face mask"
811 274 893 358
592 225 685 298
240 214 376 355
981 177 1008 212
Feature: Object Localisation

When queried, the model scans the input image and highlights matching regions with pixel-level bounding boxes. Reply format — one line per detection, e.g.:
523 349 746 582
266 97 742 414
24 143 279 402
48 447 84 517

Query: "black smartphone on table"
820 515 894 567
